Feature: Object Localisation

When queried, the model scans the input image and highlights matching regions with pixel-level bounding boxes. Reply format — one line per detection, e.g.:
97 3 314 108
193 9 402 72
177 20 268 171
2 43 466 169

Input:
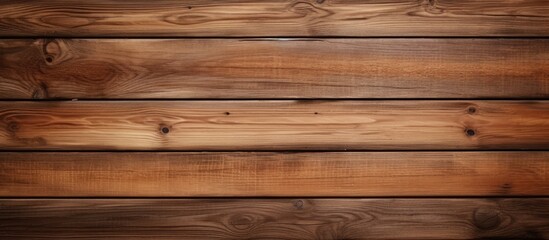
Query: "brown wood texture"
1 152 547 197
1 39 549 99
1 101 548 150
1 0 549 37
1 198 548 239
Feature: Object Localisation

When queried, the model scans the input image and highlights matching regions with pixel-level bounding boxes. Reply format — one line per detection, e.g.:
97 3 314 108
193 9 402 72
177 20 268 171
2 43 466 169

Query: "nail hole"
161 127 170 134
45 56 53 63
224 112 230 115
188 6 192 9
314 112 319 115
468 107 477 114
465 129 476 137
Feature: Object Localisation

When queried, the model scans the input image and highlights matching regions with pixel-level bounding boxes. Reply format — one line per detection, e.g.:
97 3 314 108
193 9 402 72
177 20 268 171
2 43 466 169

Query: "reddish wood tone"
1 0 549 37
1 152 547 197
1 39 548 99
1 101 548 150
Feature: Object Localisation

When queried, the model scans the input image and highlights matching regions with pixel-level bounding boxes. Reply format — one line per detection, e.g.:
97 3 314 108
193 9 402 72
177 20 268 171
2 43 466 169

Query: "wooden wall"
0 0 548 239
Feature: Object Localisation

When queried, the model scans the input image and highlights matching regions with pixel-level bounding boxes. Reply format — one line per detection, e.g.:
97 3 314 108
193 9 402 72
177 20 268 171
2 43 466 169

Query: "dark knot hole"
465 129 476 137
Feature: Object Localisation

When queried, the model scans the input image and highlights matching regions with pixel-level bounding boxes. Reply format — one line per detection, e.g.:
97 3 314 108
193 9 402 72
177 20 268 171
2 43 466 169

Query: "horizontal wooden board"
0 152 547 197
1 101 548 150
2 39 549 99
1 0 549 37
1 198 548 239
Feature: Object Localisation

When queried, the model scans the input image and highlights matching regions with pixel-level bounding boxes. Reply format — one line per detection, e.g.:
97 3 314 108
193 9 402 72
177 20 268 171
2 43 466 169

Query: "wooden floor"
0 0 548 239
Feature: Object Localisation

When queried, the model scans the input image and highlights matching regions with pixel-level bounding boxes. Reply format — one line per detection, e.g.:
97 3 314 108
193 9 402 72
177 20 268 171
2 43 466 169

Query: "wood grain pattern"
1 101 548 150
1 39 549 99
1 198 548 239
1 152 547 197
1 0 549 37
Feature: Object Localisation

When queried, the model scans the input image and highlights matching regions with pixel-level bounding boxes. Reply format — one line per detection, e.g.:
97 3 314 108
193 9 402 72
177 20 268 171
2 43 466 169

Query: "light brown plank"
1 198 548 239
1 101 548 150
1 0 549 37
1 39 549 99
0 152 547 197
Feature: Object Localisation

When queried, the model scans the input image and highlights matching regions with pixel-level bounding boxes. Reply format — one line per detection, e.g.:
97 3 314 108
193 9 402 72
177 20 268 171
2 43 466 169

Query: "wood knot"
7 122 19 132
465 128 476 137
467 106 477 114
43 39 60 63
288 1 330 17
45 55 54 63
473 207 502 230
159 125 170 134
44 39 61 54
293 200 304 210
42 39 72 64
424 0 444 14
316 0 325 4
229 214 255 230
32 82 49 99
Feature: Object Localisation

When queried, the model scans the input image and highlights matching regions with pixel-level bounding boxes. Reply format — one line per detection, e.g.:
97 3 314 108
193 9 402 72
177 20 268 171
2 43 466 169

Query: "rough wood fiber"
0 152 547 197
1 0 549 37
1 101 548 150
1 39 549 99
1 199 548 239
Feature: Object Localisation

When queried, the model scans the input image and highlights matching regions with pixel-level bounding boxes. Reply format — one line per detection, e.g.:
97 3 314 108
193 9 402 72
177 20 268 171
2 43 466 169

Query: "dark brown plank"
1 198 548 239
1 0 549 37
0 152 547 197
1 39 549 99
1 101 548 150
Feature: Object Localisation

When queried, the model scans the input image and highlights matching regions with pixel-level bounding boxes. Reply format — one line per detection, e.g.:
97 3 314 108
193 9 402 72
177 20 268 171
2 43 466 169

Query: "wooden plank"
1 198 548 239
1 0 549 37
0 152 547 197
1 101 548 150
2 39 549 99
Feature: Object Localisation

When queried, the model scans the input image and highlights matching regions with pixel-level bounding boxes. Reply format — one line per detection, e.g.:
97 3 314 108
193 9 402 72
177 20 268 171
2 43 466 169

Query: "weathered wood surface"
1 0 549 37
1 198 548 239
0 152 547 197
1 101 548 150
1 39 549 99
